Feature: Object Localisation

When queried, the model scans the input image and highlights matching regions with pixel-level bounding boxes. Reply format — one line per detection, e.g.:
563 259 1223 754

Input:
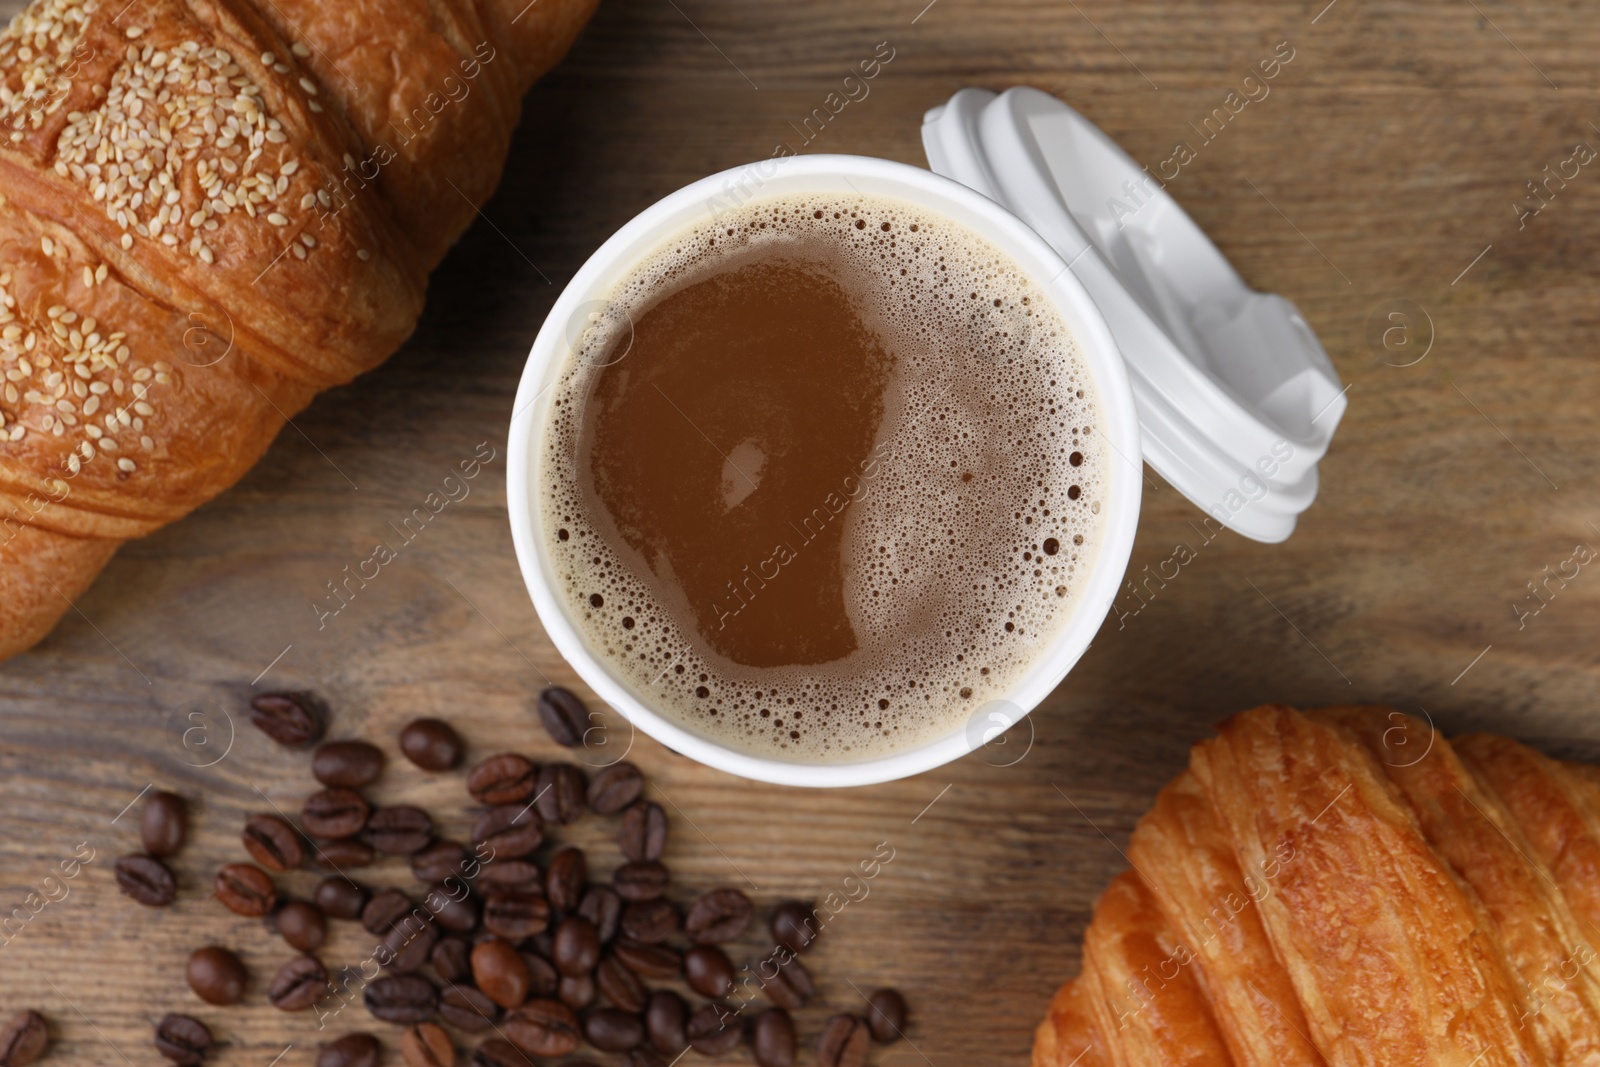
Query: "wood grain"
2 0 1599 1064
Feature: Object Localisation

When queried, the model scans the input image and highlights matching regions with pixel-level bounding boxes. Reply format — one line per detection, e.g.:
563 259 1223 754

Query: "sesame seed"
267 212 288 226
81 266 93 287
291 42 311 57
126 26 142 38
117 457 135 471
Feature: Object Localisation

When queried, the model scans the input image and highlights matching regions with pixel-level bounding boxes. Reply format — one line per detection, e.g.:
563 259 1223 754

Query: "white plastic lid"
922 87 1346 543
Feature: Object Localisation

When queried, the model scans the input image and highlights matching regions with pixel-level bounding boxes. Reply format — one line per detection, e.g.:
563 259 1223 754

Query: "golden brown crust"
1034 978 1112 1067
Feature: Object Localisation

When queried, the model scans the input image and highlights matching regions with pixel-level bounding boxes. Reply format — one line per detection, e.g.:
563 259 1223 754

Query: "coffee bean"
475 859 543 890
585 1008 644 1052
684 945 735 999
770 901 819 954
366 975 440 1024
154 1013 211 1066
618 802 667 862
613 861 668 901
140 792 187 857
686 1003 741 1056
596 954 647 1013
522 951 559 997
424 884 480 934
0 1011 48 1067
483 891 550 940
302 787 371 839
115 853 176 907
552 915 600 976
586 762 643 814
440 985 499 1032
364 889 415 934
313 838 376 869
613 939 681 980
752 1008 796 1067
685 889 751 944
467 754 537 805
401 718 464 771
187 945 247 1005
402 1021 454 1067
502 998 580 1058
250 692 326 747
471 805 543 860
215 862 276 916
413 839 467 883
578 885 621 942
761 954 815 1010
472 939 532 1009
433 937 472 983
620 899 678 944
529 929 556 958
367 806 433 854
645 990 687 1055
558 972 595 1011
313 740 386 787
629 1048 668 1067
817 1014 871 1067
535 763 587 825
536 686 590 747
865 988 907 1042
546 847 585 911
316 877 370 920
469 1038 532 1067
269 954 331 1011
243 813 304 871
317 1032 380 1067
379 913 439 974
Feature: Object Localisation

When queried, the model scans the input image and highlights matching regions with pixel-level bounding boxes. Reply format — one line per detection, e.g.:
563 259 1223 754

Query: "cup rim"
506 153 1142 787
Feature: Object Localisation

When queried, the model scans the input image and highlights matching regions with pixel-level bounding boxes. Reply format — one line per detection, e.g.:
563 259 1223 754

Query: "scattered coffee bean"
472 939 532 1009
645 990 688 1055
440 984 500 1032
536 763 587 825
472 805 543 859
140 792 187 857
558 972 596 1011
536 686 590 748
620 899 678 944
817 1014 871 1067
585 1007 644 1052
761 954 815 1010
618 802 667 862
0 1011 48 1066
752 1008 797 1067
215 862 276 916
115 853 177 907
686 1002 741 1056
402 1021 454 1067
586 762 643 814
275 900 327 952
522 951 560 997
613 861 668 901
153 1013 211 1066
578 885 622 942
366 974 440 1024
186 945 247 1005
770 901 820 954
432 937 473 983
483 890 551 941
411 839 467 883
312 739 386 788
250 692 326 747
596 954 647 1013
269 954 331 1011
366 805 433 854
865 987 907 1042
685 889 752 944
424 884 480 934
379 913 439 974
684 944 735 999
400 718 465 771
629 1048 668 1067
475 859 543 890
467 754 537 805
318 1032 381 1067
313 838 377 869
302 787 371 839
363 888 415 934
546 847 586 911
470 1038 532 1067
242 813 304 871
503 998 581 1057
552 915 601 976
316 876 370 920
613 939 682 980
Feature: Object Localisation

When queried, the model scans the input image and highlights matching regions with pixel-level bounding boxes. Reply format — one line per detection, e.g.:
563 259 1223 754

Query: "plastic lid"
922 87 1346 543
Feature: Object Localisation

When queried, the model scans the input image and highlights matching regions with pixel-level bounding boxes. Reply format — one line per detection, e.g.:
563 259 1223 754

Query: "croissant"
1037 705 1600 1067
0 0 597 657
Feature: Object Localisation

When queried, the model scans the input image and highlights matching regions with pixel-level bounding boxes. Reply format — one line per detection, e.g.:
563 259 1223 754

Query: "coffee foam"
539 191 1105 763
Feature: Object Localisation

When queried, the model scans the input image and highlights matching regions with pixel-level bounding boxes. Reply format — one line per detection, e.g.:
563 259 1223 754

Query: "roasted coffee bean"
316 876 370 920
302 787 371 840
536 686 590 748
367 806 433 854
380 913 439 974
115 853 177 907
472 939 532 1009
401 1021 454 1067
761 954 815 1010
317 1032 380 1067
475 859 543 890
313 740 386 787
817 1014 871 1067
620 899 678 944
545 847 586 912
439 985 499 1033
471 805 543 860
865 988 907 1042
250 692 325 747
363 888 414 933
612 861 668 902
215 862 276 916
618 802 667 862
770 901 819 954
243 813 304 871
552 915 601 976
578 885 622 942
645 990 688 1055
432 937 473 983
558 972 596 1010
685 889 752 944
154 1013 211 1066
585 1008 644 1052
522 951 560 997
401 718 464 771
187 945 247 1005
686 1003 741 1056
752 1008 797 1067
0 1011 47 1067
425 884 480 934
467 754 537 805
269 954 331 1011
141 791 187 857
470 1038 532 1067
684 945 735 999
529 929 556 959
482 891 550 940
586 762 643 814
629 1048 668 1067
503 998 580 1058
413 839 467 883
613 939 681 980
366 975 440 1024
596 954 647 1013
535 764 586 825
313 838 376 870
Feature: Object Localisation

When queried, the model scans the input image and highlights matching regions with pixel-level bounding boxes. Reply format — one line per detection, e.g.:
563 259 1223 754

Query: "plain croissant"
0 0 597 658
1037 705 1600 1067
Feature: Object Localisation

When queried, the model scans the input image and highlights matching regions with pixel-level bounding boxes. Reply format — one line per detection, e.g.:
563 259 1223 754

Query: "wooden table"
3 0 1598 1063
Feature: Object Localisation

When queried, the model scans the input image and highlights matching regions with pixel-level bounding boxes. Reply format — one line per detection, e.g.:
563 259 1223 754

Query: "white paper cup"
506 154 1142 787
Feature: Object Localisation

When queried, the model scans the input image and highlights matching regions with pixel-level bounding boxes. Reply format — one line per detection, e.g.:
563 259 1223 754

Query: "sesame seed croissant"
0 0 597 657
